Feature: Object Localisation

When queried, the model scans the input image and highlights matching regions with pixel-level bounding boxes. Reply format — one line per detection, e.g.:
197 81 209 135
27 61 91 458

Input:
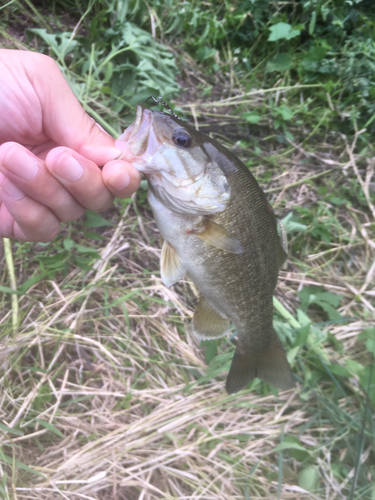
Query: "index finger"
45 147 115 211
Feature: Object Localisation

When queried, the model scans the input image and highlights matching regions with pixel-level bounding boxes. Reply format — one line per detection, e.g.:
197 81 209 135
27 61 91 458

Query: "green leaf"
0 286 22 295
242 112 260 124
299 466 320 492
27 29 78 59
74 244 100 255
0 423 24 436
319 302 342 321
294 325 310 347
359 365 375 404
280 213 307 234
18 272 49 294
268 23 301 42
204 340 218 364
275 105 294 120
274 441 310 453
35 419 65 438
83 210 113 228
81 230 107 241
197 46 217 61
72 256 95 271
345 359 364 376
0 450 45 478
309 11 317 36
267 53 292 72
327 364 351 378
63 238 74 251
359 328 375 356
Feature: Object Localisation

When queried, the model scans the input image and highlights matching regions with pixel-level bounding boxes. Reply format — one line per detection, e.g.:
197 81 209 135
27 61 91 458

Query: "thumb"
31 54 126 166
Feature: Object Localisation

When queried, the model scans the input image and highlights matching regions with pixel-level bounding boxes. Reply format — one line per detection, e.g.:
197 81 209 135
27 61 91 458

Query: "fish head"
118 105 231 215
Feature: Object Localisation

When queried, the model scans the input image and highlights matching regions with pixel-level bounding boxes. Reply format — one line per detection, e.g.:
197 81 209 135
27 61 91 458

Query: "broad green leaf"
63 238 74 251
83 210 113 228
268 23 300 42
280 213 307 234
326 363 351 377
242 112 260 124
81 230 107 241
299 466 320 492
197 46 217 61
27 29 78 59
275 105 294 120
267 53 292 72
345 359 365 376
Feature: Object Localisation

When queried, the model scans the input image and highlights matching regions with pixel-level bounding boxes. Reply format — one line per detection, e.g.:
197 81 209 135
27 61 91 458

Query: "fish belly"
148 189 251 324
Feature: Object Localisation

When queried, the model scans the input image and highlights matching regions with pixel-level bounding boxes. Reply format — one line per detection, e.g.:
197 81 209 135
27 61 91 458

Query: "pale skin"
0 49 140 242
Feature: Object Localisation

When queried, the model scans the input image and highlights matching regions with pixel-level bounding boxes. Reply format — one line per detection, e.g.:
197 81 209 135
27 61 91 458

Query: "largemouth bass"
119 105 294 393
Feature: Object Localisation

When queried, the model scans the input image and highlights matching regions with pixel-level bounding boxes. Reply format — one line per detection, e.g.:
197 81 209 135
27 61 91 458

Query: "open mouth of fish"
119 106 159 162
118 106 204 186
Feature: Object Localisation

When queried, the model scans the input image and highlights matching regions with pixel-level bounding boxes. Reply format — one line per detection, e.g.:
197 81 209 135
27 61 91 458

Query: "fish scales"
120 105 295 393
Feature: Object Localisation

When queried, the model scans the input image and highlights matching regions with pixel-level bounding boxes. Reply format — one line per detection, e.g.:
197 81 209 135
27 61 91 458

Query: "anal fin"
226 334 294 394
160 240 186 287
192 296 230 340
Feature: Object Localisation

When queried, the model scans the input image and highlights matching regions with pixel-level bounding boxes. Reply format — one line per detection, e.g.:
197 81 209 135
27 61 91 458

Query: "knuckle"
0 142 20 161
59 205 85 223
85 197 113 212
21 209 60 242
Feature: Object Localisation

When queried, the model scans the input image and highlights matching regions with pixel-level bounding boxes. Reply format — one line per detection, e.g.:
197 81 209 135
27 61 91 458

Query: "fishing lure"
141 96 180 120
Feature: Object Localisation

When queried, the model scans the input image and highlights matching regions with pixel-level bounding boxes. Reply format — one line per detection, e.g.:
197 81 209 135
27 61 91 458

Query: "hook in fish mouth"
141 96 180 120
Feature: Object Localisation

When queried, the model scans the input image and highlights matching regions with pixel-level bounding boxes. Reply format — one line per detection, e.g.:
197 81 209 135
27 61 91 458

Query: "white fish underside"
149 190 238 332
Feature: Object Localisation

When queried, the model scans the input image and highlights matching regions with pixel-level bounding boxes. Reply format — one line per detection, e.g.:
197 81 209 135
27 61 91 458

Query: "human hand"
0 49 141 242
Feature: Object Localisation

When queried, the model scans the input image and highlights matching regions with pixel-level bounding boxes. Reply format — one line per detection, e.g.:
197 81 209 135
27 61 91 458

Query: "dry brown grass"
1 129 374 496
0 16 374 498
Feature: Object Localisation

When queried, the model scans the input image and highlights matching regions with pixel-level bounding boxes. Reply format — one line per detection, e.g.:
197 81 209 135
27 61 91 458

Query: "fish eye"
172 129 192 148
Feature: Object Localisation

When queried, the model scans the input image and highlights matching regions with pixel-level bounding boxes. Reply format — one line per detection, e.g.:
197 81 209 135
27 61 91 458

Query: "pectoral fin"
188 219 243 254
192 296 230 340
160 240 186 287
226 334 294 394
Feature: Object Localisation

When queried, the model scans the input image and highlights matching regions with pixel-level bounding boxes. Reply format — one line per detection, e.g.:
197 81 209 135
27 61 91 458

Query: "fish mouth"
122 106 205 184
123 106 152 152
119 106 163 169
118 106 230 214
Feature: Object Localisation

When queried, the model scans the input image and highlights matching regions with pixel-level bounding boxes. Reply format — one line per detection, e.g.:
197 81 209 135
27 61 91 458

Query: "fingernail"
54 153 84 181
1 179 26 200
95 122 111 135
4 147 38 181
108 164 131 191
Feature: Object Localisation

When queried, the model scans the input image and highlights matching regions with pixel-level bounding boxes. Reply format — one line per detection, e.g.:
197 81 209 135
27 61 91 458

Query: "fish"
118 104 295 393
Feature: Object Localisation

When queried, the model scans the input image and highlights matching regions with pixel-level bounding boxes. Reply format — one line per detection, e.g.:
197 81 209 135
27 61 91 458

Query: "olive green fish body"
121 106 294 393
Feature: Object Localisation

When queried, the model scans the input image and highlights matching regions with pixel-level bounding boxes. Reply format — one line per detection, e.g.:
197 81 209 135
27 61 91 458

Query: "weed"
0 0 374 499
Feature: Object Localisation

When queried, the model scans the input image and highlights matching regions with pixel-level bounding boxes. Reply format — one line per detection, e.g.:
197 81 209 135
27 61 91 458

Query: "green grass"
0 1 375 499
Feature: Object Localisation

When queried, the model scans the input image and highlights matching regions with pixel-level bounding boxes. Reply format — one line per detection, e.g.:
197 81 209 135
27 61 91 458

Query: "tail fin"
226 335 294 394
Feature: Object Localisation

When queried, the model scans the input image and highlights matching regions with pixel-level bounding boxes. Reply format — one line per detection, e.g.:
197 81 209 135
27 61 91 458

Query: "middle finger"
0 142 85 222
